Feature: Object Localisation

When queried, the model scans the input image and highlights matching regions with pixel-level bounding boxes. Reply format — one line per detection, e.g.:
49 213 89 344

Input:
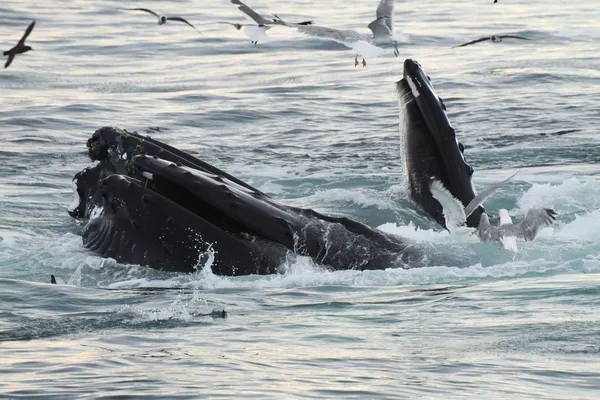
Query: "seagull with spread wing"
228 0 312 45
126 8 203 35
478 208 557 252
214 21 267 44
275 0 401 67
429 173 517 235
428 173 557 252
3 20 35 69
454 34 529 48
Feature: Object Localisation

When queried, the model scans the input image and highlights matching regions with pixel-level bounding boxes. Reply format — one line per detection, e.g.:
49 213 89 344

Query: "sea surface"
1 0 599 398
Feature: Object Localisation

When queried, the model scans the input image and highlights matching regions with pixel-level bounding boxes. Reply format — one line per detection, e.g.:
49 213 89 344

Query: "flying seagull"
3 20 35 69
126 8 203 35
276 0 401 67
229 0 312 45
454 34 530 48
428 172 517 234
215 22 269 45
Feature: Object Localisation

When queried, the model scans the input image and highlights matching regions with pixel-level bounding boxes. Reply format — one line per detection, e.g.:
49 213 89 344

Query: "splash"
517 177 600 214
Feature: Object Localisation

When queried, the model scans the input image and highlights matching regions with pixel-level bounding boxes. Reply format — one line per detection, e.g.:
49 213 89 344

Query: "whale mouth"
398 59 483 228
71 126 422 274
68 58 480 274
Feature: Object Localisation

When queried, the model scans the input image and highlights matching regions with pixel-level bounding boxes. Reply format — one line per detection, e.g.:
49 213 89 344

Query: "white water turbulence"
1 0 600 398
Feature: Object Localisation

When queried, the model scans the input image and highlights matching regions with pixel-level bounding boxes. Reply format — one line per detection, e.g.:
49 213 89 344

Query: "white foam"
516 177 600 214
554 210 600 242
67 179 80 212
176 256 577 289
67 265 82 286
377 221 449 242
306 187 397 210
116 299 194 323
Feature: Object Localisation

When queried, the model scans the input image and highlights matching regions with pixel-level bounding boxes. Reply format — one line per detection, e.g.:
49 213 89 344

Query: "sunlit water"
1 0 599 398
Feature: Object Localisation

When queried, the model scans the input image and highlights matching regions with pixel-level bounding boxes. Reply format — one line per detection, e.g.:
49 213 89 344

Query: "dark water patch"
0 312 217 342
5 136 54 144
164 93 228 103
277 301 353 310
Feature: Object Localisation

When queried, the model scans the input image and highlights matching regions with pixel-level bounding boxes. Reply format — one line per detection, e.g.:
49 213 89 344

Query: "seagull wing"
4 54 15 68
216 21 255 30
499 35 530 40
231 0 270 25
368 18 393 39
18 20 35 46
294 25 383 58
429 178 467 232
374 0 395 32
464 172 517 218
453 37 491 48
510 208 557 241
477 213 501 242
127 8 160 18
167 17 203 35
295 24 368 44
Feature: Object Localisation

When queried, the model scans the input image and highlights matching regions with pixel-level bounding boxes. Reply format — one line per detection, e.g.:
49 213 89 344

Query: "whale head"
398 59 483 228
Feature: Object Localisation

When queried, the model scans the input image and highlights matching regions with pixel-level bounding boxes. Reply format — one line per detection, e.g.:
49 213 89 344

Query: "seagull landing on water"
454 34 529 48
3 20 35 69
126 8 203 35
429 174 557 252
478 208 557 252
274 0 402 67
229 0 312 45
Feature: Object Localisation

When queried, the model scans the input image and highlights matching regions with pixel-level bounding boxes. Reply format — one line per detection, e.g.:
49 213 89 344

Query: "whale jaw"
398 59 483 229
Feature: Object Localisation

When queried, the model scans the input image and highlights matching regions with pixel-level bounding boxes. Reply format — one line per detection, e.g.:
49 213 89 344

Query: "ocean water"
1 0 599 398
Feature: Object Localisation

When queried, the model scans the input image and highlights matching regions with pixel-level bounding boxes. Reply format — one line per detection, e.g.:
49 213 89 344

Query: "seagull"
428 172 517 234
275 0 401 67
429 174 557 252
229 0 312 45
215 21 270 45
478 208 557 252
126 8 203 35
454 34 530 48
3 20 35 69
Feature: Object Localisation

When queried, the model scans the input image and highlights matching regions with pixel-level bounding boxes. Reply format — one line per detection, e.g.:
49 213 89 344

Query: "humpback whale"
399 59 484 228
69 59 482 275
